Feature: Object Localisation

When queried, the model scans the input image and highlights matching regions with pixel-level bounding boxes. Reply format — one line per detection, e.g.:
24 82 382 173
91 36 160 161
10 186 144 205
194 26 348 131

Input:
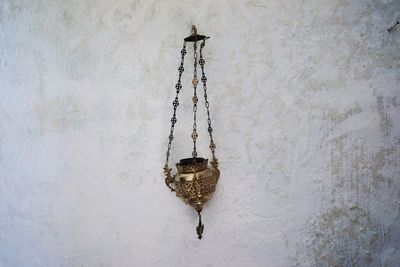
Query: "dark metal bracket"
184 25 210 42
387 20 399 32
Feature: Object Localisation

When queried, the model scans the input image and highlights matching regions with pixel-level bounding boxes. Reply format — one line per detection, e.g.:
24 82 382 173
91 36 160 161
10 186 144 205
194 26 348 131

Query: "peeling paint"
306 206 381 266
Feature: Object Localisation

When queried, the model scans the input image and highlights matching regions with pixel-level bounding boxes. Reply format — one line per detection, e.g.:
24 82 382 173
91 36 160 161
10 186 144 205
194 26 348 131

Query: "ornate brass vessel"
164 157 220 239
163 26 220 239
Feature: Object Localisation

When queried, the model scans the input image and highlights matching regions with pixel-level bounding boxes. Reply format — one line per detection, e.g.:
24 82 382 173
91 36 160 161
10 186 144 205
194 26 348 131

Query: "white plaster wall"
1 0 400 266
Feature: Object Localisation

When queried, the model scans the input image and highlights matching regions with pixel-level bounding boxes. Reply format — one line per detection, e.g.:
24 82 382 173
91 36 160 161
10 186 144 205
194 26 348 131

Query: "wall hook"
387 20 399 32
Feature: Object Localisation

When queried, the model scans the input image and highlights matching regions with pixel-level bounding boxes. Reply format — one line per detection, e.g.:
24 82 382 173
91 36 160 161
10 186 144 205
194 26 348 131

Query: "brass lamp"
163 25 220 239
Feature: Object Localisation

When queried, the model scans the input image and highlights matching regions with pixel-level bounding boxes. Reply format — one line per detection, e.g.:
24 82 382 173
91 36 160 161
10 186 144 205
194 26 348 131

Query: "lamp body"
173 158 219 212
163 26 219 238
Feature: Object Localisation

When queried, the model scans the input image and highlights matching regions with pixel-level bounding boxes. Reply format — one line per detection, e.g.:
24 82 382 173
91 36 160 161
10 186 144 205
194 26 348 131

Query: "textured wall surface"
1 0 400 266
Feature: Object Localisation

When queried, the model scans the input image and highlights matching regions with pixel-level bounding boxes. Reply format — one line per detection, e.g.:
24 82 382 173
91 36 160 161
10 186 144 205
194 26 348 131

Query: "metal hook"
387 20 399 32
191 25 197 35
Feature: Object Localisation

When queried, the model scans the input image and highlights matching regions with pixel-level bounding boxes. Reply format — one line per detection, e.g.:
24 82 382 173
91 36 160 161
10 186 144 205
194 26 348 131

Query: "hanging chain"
199 39 216 159
191 41 199 158
164 41 187 167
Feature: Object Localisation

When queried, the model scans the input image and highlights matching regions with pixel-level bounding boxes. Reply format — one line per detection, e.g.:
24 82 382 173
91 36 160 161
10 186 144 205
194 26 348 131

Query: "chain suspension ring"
164 30 217 168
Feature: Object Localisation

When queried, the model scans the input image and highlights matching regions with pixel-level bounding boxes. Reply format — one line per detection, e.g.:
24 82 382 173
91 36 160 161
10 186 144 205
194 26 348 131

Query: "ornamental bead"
192 78 198 86
209 143 216 151
191 131 198 140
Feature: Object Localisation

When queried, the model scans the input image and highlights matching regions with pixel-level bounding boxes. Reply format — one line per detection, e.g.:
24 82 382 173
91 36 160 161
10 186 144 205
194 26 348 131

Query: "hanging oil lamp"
163 25 220 239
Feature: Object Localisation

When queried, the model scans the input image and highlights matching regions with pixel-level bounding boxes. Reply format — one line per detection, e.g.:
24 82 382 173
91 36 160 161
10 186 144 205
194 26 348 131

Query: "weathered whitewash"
1 0 399 266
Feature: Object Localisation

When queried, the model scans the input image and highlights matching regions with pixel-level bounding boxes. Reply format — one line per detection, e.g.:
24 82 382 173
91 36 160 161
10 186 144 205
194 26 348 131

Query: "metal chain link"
191 41 199 158
199 39 216 158
164 41 187 167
